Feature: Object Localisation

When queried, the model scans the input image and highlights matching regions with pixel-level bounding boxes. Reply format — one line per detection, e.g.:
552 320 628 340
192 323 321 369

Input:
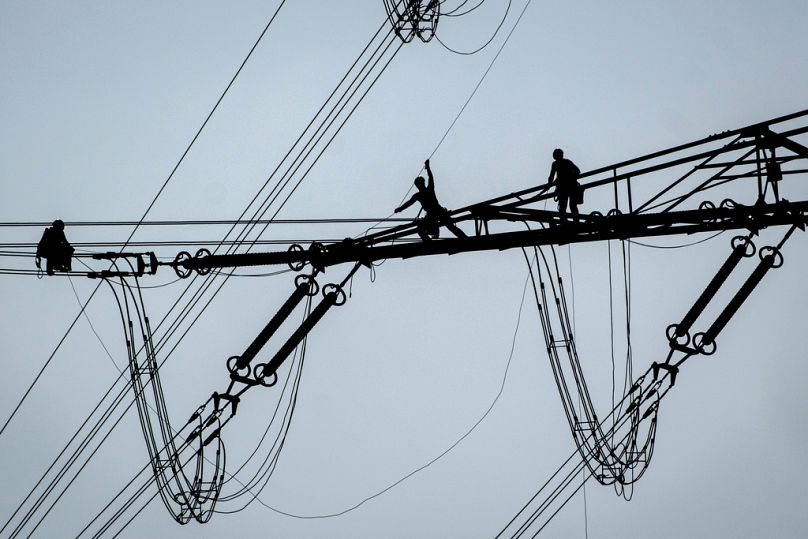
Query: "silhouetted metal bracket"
86 251 158 278
383 0 439 43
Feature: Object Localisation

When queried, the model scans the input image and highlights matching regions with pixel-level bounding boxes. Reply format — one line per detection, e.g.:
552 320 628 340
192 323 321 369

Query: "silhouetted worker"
394 159 467 241
766 148 783 203
547 148 582 222
36 219 74 275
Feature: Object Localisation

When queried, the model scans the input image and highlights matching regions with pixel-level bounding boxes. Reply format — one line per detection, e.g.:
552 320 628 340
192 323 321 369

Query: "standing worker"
36 219 74 275
766 147 783 203
395 159 467 241
547 148 582 223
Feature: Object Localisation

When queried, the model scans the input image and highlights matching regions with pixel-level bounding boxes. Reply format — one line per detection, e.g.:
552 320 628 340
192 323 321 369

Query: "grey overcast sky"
2 1 808 538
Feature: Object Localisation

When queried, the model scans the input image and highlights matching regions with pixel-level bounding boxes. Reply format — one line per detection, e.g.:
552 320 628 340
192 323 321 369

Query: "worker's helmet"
52 219 65 231
553 148 564 160
414 176 426 189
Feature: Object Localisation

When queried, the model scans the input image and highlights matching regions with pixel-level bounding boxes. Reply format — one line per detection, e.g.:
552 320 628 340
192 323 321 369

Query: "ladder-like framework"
166 109 808 274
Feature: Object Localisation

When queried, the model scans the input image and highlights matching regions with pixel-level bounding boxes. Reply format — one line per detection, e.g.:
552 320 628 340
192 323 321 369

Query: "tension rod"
234 273 317 370
672 234 754 341
263 263 361 377
695 225 798 353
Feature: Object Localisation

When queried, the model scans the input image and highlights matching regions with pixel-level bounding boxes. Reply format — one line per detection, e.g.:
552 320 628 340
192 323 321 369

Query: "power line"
436 0 512 55
0 0 287 441
429 0 533 158
253 252 534 519
0 217 409 227
6 12 408 533
0 238 417 250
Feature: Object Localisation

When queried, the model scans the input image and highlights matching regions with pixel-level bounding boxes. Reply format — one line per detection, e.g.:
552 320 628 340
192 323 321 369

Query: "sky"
1 1 808 537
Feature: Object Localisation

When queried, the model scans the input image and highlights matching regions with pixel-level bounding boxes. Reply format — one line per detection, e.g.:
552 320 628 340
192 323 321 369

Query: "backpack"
574 181 584 205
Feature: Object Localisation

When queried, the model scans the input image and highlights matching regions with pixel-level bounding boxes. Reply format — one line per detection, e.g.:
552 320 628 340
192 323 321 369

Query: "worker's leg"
558 194 568 221
570 200 580 223
416 222 431 241
441 216 467 238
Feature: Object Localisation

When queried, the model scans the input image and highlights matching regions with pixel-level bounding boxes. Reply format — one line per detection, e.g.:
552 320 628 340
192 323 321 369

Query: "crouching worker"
394 159 467 241
36 219 74 275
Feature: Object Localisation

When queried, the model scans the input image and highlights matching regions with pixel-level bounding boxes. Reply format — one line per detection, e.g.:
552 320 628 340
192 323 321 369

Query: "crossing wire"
11 0 539 531
5 11 406 535
1 4 310 534
97 1 543 519
0 0 288 441
0 218 409 227
74 247 536 528
142 17 399 363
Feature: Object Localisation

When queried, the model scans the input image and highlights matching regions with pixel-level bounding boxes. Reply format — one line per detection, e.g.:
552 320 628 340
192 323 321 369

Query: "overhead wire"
443 0 487 17
9 273 155 538
9 0 560 532
362 0 534 240
0 217 410 228
9 9 410 532
72 247 537 526
495 240 662 536
628 230 726 249
519 234 656 492
495 366 660 538
248 250 535 519
565 245 589 539
144 30 403 398
144 17 400 356
0 0 288 442
436 0 512 55
216 295 313 509
3 3 301 531
68 275 124 373
429 0 531 156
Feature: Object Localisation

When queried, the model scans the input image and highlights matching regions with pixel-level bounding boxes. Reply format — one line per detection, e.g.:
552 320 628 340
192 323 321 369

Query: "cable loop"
253 363 278 387
586 211 604 224
287 244 306 271
731 235 756 257
226 355 251 378
323 283 347 306
760 245 784 268
693 333 717 355
720 198 738 209
195 248 212 275
295 274 320 296
173 251 193 279
665 324 690 347
698 200 716 211
699 200 718 223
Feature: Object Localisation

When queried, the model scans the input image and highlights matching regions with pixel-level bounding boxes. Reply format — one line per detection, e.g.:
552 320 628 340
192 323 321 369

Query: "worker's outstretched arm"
395 194 418 213
547 161 557 184
425 159 434 189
